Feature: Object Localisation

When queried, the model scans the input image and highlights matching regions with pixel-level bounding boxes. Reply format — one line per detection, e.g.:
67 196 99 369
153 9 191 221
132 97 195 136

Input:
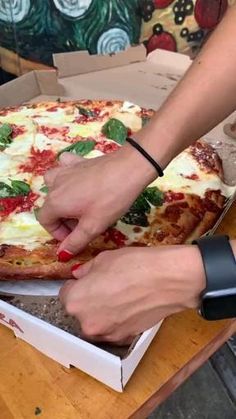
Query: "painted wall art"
0 0 231 79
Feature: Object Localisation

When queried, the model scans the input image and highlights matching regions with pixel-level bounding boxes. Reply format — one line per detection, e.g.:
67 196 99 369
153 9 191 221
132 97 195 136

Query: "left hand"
59 245 206 343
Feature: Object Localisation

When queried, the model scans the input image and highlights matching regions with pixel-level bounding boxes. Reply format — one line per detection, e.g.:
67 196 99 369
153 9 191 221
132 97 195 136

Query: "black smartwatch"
193 235 236 321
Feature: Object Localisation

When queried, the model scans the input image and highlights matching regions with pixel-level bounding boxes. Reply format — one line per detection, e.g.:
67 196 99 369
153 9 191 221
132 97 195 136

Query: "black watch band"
193 235 236 320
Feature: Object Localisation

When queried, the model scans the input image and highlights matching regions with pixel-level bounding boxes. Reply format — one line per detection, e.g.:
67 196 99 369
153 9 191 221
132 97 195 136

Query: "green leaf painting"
0 1 141 66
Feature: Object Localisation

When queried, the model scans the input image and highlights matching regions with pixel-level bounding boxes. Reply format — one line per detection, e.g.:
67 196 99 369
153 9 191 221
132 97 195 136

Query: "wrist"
134 118 182 170
186 245 206 309
117 140 158 187
151 245 206 312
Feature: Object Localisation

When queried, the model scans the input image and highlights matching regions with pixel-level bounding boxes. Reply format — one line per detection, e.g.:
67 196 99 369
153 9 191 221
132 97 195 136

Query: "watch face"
202 290 236 320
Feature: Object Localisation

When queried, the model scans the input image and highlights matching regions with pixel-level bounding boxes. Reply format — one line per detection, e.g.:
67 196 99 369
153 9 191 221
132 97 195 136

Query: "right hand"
38 144 156 257
59 244 205 343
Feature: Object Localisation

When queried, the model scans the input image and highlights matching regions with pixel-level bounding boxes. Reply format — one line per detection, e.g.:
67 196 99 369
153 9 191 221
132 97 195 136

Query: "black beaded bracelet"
126 137 164 177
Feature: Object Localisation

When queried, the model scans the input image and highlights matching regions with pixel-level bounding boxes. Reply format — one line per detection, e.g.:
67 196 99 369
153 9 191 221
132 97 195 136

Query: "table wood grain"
0 203 235 419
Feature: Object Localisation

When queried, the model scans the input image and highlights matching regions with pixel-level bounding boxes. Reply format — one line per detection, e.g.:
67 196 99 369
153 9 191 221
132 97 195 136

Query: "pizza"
0 100 234 280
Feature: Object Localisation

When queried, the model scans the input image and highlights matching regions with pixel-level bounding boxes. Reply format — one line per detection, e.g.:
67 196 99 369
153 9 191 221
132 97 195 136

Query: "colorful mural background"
141 0 228 55
0 0 232 80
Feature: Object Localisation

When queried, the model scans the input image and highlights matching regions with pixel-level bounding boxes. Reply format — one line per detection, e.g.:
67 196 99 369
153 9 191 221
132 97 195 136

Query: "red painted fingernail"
71 263 81 273
58 250 73 263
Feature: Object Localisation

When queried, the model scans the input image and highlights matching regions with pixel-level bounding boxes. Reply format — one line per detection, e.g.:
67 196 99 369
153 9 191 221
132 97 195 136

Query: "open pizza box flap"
0 47 235 392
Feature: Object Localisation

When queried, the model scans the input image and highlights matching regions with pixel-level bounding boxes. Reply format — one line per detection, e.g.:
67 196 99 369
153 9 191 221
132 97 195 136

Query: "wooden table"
0 204 235 419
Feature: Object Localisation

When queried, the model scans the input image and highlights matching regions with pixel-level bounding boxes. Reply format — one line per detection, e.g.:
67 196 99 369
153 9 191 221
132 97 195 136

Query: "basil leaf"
0 182 14 198
77 107 97 117
143 187 164 207
102 118 127 145
11 180 30 196
120 192 150 227
141 116 151 127
130 193 151 214
0 180 31 198
58 140 96 158
0 123 12 149
40 185 49 193
121 210 149 227
120 187 163 227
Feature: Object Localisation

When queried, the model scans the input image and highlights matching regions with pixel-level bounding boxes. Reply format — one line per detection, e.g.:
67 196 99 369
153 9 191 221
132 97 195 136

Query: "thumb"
58 217 99 256
59 152 85 167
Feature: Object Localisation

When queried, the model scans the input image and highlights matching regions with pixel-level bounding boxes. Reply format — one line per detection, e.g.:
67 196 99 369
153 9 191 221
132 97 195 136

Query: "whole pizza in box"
0 100 234 280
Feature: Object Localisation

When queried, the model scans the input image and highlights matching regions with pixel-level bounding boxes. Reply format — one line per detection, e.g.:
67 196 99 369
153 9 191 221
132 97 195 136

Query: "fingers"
78 332 134 346
41 155 83 241
59 152 84 167
63 219 78 231
37 203 71 241
95 334 135 346
46 220 70 242
44 167 61 188
59 262 136 345
57 217 100 256
71 259 94 279
44 153 84 188
59 279 77 304
59 259 93 303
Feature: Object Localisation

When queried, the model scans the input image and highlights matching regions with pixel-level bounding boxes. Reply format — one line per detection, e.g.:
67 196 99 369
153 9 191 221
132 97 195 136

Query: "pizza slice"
0 100 234 281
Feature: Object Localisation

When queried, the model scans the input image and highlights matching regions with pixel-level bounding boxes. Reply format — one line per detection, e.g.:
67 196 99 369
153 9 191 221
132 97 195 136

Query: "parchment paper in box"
0 294 135 358
0 47 235 391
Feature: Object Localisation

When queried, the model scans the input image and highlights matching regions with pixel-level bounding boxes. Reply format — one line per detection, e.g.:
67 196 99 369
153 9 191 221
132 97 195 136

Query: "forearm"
136 5 236 168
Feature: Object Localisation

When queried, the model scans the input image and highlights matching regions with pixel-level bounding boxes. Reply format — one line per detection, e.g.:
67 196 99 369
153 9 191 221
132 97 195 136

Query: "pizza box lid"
0 45 191 109
0 47 235 392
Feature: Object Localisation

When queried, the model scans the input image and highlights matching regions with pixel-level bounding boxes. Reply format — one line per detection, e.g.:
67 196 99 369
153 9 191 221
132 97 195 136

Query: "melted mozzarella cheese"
85 149 104 159
30 175 46 207
113 112 142 132
34 133 69 153
30 175 44 192
32 115 66 125
150 151 235 198
0 172 32 186
116 221 147 244
23 106 67 120
4 131 35 156
0 115 29 125
120 101 141 113
4 137 33 156
0 153 20 177
68 121 104 138
0 212 52 251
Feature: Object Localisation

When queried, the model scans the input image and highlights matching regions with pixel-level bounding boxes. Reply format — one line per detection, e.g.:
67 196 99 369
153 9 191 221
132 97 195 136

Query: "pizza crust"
0 235 117 280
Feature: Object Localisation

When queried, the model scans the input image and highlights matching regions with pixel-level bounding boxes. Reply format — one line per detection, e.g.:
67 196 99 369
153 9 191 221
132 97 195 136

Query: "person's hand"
59 245 206 343
38 145 156 260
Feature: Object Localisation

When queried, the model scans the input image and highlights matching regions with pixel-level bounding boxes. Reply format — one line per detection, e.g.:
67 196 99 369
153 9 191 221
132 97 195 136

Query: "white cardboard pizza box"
0 46 235 392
